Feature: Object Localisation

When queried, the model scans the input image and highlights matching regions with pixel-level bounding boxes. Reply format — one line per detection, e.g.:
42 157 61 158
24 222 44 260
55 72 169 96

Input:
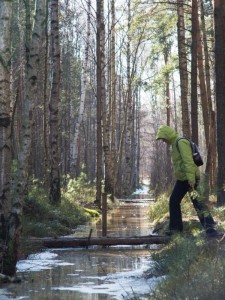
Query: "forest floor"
146 192 225 299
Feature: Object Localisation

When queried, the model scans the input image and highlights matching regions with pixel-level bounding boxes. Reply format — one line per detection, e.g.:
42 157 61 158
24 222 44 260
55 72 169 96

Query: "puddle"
2 186 161 300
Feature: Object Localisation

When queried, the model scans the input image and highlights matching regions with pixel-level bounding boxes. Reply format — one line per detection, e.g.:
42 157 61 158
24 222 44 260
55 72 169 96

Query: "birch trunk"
72 0 90 176
4 0 45 276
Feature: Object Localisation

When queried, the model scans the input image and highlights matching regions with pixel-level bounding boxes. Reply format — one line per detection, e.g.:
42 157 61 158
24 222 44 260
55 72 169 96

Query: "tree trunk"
4 0 45 276
124 0 132 196
0 0 13 275
95 0 104 207
177 0 190 137
72 0 90 176
197 15 209 147
214 0 225 205
41 235 171 248
49 0 61 204
43 0 50 187
200 0 216 189
164 52 173 186
109 0 116 199
191 0 199 143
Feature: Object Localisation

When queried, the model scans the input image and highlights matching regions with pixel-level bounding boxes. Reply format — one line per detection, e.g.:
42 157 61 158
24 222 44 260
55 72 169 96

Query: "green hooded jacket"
156 125 200 183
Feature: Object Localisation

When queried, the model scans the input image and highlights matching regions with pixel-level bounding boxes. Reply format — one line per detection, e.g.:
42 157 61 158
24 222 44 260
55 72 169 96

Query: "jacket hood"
156 125 178 144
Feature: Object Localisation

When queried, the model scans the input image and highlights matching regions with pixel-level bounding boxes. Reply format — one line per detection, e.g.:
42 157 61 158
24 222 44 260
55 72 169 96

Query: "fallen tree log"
40 235 170 248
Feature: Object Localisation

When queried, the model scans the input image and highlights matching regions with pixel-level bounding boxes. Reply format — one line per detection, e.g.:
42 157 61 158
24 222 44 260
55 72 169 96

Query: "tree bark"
214 0 225 205
200 0 216 189
41 235 170 248
109 0 116 199
197 14 209 147
123 0 133 196
177 0 190 137
191 0 199 143
95 0 104 207
4 0 45 276
49 0 61 204
0 0 12 274
72 0 90 176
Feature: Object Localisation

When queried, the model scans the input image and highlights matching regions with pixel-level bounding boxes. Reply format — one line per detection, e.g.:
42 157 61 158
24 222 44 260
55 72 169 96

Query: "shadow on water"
2 186 160 300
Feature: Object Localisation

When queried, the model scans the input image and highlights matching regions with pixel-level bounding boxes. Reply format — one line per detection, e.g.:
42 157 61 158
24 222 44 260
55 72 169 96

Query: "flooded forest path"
2 186 161 300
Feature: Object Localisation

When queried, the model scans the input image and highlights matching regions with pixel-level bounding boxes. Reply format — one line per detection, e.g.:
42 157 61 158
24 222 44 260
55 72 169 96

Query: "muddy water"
2 189 160 300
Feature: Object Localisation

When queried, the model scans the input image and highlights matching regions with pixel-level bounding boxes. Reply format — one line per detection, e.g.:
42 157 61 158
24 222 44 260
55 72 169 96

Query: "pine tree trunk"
214 0 225 205
200 0 216 189
43 0 50 187
0 0 12 274
197 15 209 146
49 0 61 203
109 0 116 199
95 0 104 207
177 0 190 137
164 52 173 186
191 0 198 143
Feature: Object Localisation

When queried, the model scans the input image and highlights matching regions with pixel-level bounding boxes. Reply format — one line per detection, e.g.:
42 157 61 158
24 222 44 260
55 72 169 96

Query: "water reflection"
5 247 157 300
3 192 159 300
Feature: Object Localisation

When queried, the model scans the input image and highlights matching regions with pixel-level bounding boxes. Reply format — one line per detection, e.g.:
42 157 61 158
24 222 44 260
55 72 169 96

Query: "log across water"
40 235 170 248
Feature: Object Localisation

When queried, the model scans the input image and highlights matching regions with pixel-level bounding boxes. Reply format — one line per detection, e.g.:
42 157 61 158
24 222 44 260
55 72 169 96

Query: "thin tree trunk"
124 0 132 196
110 0 116 199
72 0 90 176
197 15 209 146
191 0 199 143
0 0 12 274
164 52 172 186
43 0 50 187
95 0 104 207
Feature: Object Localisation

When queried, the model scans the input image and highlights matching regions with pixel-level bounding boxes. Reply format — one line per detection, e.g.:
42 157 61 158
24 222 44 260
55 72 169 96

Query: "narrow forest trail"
2 185 163 300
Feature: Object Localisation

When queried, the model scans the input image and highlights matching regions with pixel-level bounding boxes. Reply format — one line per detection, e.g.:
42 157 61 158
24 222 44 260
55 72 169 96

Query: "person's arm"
177 139 196 187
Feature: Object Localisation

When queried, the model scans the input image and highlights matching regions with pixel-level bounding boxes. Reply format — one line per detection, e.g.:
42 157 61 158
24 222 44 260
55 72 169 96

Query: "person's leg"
190 191 216 233
169 180 189 231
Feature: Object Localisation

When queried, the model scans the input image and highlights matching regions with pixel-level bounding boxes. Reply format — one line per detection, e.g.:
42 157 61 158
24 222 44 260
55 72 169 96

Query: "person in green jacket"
156 125 217 237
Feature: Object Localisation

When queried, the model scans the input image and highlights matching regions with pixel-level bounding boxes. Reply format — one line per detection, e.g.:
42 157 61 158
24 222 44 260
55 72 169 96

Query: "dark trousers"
169 180 215 231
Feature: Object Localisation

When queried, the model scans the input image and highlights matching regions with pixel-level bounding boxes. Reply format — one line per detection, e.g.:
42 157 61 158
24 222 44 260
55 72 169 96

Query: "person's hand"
188 181 195 190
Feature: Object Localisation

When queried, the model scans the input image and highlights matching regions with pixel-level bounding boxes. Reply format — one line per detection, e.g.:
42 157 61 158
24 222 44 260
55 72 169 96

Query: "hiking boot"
206 228 218 237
